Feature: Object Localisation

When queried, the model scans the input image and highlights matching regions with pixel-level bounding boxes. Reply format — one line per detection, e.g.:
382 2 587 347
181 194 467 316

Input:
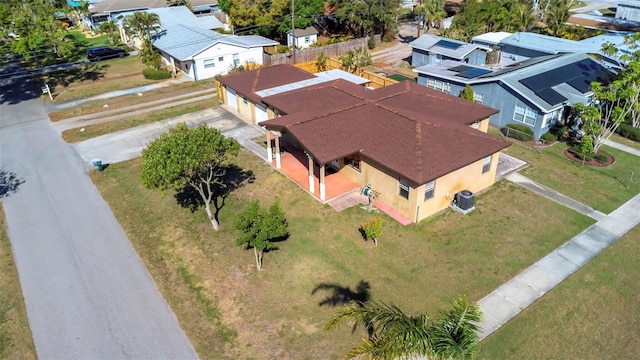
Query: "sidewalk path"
505 172 607 220
54 91 217 132
605 138 640 157
477 193 640 340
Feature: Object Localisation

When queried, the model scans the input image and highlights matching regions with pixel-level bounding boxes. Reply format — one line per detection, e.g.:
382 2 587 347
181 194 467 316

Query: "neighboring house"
616 0 640 21
217 64 369 123
151 24 278 80
410 34 490 67
74 0 219 30
413 53 616 139
471 32 512 48
116 6 224 48
287 27 319 49
260 80 509 222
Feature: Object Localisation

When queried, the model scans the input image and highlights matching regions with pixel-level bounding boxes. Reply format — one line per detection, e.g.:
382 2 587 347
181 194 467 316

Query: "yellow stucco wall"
237 95 253 122
339 150 500 223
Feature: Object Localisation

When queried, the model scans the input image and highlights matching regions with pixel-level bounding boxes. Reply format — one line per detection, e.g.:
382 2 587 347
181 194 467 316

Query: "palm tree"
123 11 161 42
326 297 482 359
423 0 447 31
544 0 574 36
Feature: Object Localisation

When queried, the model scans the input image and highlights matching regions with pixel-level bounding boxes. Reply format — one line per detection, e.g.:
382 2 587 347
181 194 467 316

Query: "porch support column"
266 132 273 163
319 164 326 201
307 154 315 194
275 135 281 169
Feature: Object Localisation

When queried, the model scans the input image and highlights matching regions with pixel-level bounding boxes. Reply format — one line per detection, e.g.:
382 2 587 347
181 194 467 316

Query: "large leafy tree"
445 0 536 41
234 200 288 270
140 123 240 231
0 0 73 65
326 297 482 359
329 0 399 39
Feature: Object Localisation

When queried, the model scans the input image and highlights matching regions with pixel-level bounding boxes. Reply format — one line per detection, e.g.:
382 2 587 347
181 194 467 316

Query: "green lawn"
91 149 593 359
492 129 640 213
478 225 640 359
0 205 36 359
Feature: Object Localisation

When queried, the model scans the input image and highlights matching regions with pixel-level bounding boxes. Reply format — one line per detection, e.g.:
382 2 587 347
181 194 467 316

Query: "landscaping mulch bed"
564 149 615 167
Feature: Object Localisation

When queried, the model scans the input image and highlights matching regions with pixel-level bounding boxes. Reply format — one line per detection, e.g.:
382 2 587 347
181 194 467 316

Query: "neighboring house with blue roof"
151 24 278 80
413 53 616 139
410 35 490 67
494 32 597 65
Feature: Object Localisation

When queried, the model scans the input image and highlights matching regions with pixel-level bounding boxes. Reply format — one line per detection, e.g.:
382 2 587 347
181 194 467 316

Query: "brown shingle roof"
262 80 508 185
217 64 316 105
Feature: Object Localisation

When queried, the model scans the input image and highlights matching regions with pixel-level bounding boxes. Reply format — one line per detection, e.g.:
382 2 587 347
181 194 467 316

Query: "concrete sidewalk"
605 138 640 157
477 193 640 340
505 172 606 220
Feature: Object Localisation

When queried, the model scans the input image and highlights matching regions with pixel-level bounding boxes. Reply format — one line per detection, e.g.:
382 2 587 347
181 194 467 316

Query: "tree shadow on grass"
174 165 254 223
311 280 371 307
0 169 25 199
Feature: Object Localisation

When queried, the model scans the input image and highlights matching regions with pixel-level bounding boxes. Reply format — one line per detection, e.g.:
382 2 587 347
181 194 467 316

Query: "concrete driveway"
73 107 265 166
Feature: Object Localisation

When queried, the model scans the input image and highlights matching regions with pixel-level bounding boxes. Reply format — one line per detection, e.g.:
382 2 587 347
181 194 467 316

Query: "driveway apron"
0 84 197 358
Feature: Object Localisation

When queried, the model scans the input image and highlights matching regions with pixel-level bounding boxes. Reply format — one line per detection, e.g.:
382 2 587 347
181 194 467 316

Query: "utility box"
456 190 475 210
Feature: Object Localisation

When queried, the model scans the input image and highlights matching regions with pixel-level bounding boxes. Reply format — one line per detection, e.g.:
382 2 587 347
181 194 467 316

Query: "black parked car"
86 46 128 62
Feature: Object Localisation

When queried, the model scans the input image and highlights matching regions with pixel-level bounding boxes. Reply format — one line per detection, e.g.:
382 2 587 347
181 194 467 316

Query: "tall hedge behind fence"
262 35 380 66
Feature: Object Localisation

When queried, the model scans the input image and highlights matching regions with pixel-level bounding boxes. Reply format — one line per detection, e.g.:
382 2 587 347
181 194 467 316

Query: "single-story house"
287 27 319 49
616 0 640 21
413 53 616 139
150 24 278 80
219 65 511 222
216 64 369 123
116 6 224 48
410 34 490 67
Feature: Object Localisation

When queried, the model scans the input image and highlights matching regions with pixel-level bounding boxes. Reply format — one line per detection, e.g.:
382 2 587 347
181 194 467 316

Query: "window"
513 105 536 126
425 78 451 94
345 154 360 171
305 36 310 43
542 109 561 128
473 92 483 104
398 178 410 200
232 53 240 66
424 181 435 201
203 59 215 68
482 155 492 174
218 56 224 62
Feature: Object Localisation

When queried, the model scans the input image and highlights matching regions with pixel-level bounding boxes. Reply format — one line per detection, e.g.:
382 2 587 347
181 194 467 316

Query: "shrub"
360 218 384 246
367 36 376 50
617 123 640 141
502 124 534 141
594 153 608 163
569 146 593 161
540 131 557 143
142 67 171 80
550 125 568 137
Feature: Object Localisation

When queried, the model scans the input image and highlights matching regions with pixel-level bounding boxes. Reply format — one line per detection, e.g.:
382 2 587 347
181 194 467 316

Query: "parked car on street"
86 46 128 62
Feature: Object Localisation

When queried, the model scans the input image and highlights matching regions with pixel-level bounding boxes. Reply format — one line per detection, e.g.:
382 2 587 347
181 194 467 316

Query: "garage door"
255 104 268 123
227 88 237 109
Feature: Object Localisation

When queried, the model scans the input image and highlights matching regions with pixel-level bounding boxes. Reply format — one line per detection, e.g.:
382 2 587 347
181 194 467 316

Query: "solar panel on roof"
536 88 567 106
566 78 591 93
435 39 463 50
458 68 492 79
450 65 474 72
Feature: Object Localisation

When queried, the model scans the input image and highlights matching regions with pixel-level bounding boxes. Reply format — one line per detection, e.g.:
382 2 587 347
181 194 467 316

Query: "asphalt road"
0 79 197 358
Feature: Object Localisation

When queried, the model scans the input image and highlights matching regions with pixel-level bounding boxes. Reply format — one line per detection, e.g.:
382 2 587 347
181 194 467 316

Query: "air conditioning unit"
456 190 475 210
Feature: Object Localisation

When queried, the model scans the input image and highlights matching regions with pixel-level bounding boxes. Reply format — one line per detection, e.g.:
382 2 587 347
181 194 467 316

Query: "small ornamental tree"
140 123 239 230
361 218 384 246
234 200 288 270
459 84 476 102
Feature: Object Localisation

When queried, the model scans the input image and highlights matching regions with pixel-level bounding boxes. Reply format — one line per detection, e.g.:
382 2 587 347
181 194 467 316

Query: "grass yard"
41 57 151 102
478 225 640 359
61 99 216 143
91 149 593 359
0 205 36 359
491 129 640 213
49 79 217 121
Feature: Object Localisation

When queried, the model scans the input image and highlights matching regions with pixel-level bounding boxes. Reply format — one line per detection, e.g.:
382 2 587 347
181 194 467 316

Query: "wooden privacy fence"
263 36 380 67
294 57 398 89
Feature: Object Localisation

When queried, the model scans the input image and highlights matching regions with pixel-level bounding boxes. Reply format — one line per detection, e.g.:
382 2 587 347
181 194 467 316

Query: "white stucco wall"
192 44 264 80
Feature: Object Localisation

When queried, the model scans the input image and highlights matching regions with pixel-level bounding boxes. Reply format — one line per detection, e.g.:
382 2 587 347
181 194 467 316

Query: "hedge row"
616 123 640 142
142 67 172 80
502 124 534 141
